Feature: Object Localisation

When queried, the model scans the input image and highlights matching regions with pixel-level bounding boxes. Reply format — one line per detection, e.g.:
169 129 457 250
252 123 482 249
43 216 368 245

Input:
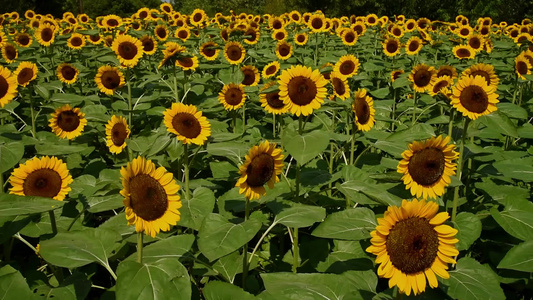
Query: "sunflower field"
0 5 532 300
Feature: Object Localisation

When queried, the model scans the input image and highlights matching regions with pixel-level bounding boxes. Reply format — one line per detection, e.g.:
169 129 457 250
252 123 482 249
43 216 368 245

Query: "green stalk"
49 211 58 235
137 232 143 264
292 116 304 273
448 109 455 139
272 114 276 138
126 69 133 128
242 198 250 289
350 122 357 165
173 63 179 102
451 118 469 222
183 143 190 200
411 89 417 126
0 172 3 194
242 104 246 134
29 90 37 138
292 227 299 273
391 88 397 132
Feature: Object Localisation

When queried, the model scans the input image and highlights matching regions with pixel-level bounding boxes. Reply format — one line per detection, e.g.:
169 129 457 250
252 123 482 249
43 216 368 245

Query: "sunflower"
467 34 484 52
14 33 32 48
436 65 458 80
515 54 532 80
391 69 405 82
241 65 260 87
462 63 498 89
405 36 424 55
190 9 207 27
9 156 73 201
121 156 182 238
289 11 302 24
95 65 125 95
136 8 151 20
235 140 284 200
49 104 87 140
66 33 85 50
308 14 326 33
0 66 18 108
111 34 143 68
78 14 90 24
160 2 173 14
153 24 169 41
219 83 246 110
451 75 499 120
452 45 475 60
366 198 459 296
139 35 157 55
55 63 79 85
176 54 199 71
333 55 360 78
428 76 454 97
353 88 375 132
389 24 404 38
243 27 260 45
35 23 55 47
262 61 280 79
163 102 211 145
340 28 358 46
397 135 458 199
14 61 38 87
365 14 379 26
102 14 122 29
199 41 220 61
269 16 285 30
275 41 293 60
329 71 350 100
383 37 401 57
290 32 307 47
260 81 287 115
404 19 418 32
224 41 245 65
159 42 185 68
105 115 130 154
88 34 103 45
409 64 436 93
175 26 191 41
271 28 288 41
278 65 328 116
0 31 6 47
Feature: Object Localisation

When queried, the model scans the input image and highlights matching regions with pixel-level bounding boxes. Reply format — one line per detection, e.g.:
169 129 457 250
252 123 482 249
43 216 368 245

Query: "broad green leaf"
0 215 31 244
203 281 256 300
212 251 243 284
274 204 325 228
0 194 64 217
32 272 91 300
493 158 533 182
206 142 250 164
518 123 533 139
337 181 402 206
386 123 435 142
87 194 123 213
179 187 216 231
342 270 378 293
39 228 121 269
369 87 390 99
312 207 377 240
453 212 482 251
491 201 533 241
198 212 262 261
475 180 530 206
125 234 195 264
116 258 191 300
498 240 533 272
498 103 528 119
35 143 94 156
479 111 518 138
0 265 32 299
446 257 505 300
392 77 410 89
373 140 404 158
282 129 329 166
34 84 51 100
0 142 24 173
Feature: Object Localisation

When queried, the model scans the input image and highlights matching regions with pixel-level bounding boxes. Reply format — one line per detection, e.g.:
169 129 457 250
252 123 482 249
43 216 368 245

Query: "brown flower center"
517 61 529 75
41 28 53 42
17 34 30 46
156 27 167 39
344 32 355 43
470 70 490 85
172 112 201 139
408 40 420 52
339 60 356 76
17 68 33 85
23 169 62 198
0 76 8 99
386 41 399 54
311 17 323 30
246 153 275 187
354 98 370 124
459 85 489 113
193 13 203 23
141 38 154 52
129 174 168 221
70 37 83 47
437 68 453 78
407 148 445 186
331 77 345 95
5 45 17 60
177 29 189 39
272 20 282 30
201 44 216 57
386 217 439 274
90 35 101 43
57 110 81 132
118 41 138 60
242 68 256 85
432 80 449 94
106 19 119 27
111 122 128 146
297 34 306 43
226 45 243 61
266 92 284 108
469 37 481 49
459 28 469 36
392 27 402 37
456 48 471 58
277 44 291 57
224 87 244 106
413 68 432 88
265 65 277 75
101 70 121 90
287 76 317 106
178 57 194 68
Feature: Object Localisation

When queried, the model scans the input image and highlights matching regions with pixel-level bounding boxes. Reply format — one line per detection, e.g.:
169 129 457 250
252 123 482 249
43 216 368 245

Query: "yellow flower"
0 66 18 108
409 64 436 93
224 41 245 65
219 83 246 110
49 104 87 140
353 88 375 132
111 34 144 68
105 115 130 154
333 55 360 78
451 75 499 120
278 65 328 116
163 102 211 145
14 61 38 87
95 65 125 95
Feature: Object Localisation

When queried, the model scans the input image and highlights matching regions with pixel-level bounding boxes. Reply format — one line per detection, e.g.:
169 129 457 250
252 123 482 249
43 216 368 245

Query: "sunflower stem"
29 93 37 138
13 233 37 253
249 220 277 264
242 104 246 134
0 171 4 194
49 210 57 235
183 143 190 201
350 122 357 165
292 227 299 273
451 118 469 222
137 232 143 264
173 63 179 102
411 89 417 126
391 88 397 132
126 69 133 129
242 198 250 289
447 109 455 139
272 114 276 138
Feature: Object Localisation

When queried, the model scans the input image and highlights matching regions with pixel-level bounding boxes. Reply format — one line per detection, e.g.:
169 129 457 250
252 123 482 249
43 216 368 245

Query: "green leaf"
373 140 404 158
32 272 91 300
453 212 482 251
34 84 51 100
498 240 533 272
493 158 533 182
274 204 325 228
116 258 191 300
282 130 330 165
198 213 262 261
39 228 121 269
179 187 216 231
203 281 256 300
491 201 533 241
0 194 64 217
0 265 32 299
125 235 195 264
337 181 402 206
312 208 377 240
87 194 123 213
392 77 410 89
498 103 528 119
0 142 24 173
386 123 435 142
35 143 93 156
212 251 243 284
369 87 390 99
479 111 518 138
446 257 505 300
206 142 250 165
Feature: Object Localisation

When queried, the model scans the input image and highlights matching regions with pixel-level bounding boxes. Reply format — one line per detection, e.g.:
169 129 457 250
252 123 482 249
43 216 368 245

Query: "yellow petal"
429 212 450 225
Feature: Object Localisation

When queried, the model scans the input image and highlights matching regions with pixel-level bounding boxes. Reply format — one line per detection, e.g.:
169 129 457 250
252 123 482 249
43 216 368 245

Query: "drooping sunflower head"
398 135 459 199
199 41 220 61
366 198 459 296
105 115 130 154
121 156 181 238
333 54 360 78
278 65 328 116
383 37 401 57
219 83 246 111
159 42 185 68
436 65 458 81
451 75 499 120
241 65 260 87
243 27 260 45
260 81 287 115
405 36 424 55
176 54 199 71
428 75 454 97
163 102 211 145
262 61 280 79
462 63 498 89
9 156 73 201
329 71 350 101
0 65 18 108
352 88 375 132
95 65 125 95
49 104 87 140
235 140 284 200
224 41 245 65
409 64 436 93
452 45 475 60
111 34 144 68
